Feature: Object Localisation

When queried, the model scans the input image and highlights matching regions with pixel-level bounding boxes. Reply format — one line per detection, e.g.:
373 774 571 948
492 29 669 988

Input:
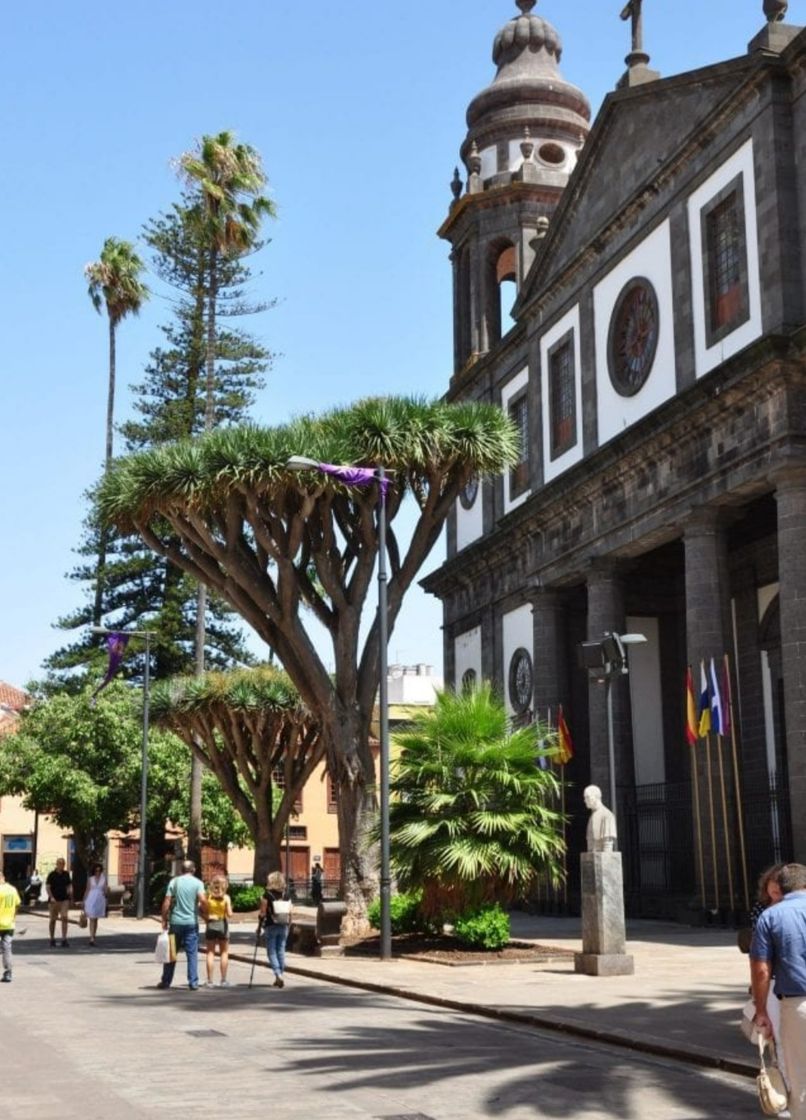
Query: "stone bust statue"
584 785 618 852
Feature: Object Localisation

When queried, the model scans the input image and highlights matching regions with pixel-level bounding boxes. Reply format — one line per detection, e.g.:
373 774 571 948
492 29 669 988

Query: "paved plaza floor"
0 912 762 1119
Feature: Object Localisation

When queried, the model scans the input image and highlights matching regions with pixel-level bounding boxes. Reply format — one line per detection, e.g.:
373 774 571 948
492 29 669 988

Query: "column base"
574 952 635 976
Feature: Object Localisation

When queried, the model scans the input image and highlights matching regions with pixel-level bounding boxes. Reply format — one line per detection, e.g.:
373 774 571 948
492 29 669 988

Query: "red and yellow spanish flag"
556 705 574 765
685 666 698 746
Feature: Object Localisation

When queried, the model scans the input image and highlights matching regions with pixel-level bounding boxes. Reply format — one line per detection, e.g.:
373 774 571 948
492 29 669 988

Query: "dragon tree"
98 396 518 927
151 666 322 882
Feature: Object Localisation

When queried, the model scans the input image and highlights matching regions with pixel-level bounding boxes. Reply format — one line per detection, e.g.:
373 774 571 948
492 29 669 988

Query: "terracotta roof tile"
0 681 30 712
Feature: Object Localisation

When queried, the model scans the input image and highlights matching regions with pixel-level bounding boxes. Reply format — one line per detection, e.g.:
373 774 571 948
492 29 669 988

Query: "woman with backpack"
259 870 292 988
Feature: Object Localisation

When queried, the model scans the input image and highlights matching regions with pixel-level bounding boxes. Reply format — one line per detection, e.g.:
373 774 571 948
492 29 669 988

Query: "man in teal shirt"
157 861 206 991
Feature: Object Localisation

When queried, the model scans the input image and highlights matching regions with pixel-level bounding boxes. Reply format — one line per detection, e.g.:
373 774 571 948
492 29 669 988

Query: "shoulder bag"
756 1035 788 1116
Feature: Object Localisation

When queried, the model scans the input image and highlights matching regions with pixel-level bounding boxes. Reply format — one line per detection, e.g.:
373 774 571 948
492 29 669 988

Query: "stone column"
531 587 568 718
683 509 734 912
586 563 632 796
775 468 806 861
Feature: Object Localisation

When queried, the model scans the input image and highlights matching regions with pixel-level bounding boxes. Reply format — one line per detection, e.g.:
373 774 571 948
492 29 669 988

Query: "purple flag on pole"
317 462 389 499
91 633 131 703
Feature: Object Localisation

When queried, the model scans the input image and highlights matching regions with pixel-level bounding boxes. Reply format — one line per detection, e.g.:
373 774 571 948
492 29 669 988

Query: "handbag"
79 911 88 929
756 1035 788 1116
207 918 228 938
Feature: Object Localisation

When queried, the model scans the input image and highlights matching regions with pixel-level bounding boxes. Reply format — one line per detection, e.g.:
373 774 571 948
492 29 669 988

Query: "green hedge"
229 883 264 912
367 890 424 934
454 904 510 950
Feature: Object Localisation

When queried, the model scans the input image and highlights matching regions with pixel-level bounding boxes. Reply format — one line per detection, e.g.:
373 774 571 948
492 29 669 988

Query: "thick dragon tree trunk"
252 833 281 886
331 712 379 936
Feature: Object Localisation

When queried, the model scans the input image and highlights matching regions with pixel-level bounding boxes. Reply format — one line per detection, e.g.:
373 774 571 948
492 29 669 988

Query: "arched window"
485 241 517 347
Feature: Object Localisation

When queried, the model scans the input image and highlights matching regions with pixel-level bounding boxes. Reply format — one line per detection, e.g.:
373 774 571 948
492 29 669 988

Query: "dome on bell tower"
492 0 562 70
440 3 593 377
458 0 590 192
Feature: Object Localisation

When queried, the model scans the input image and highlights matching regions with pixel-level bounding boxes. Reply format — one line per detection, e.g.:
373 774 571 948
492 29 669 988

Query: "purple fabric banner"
91 632 131 703
317 462 389 499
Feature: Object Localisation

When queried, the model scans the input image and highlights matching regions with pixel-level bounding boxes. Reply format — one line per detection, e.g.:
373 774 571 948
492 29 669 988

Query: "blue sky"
1 1 773 688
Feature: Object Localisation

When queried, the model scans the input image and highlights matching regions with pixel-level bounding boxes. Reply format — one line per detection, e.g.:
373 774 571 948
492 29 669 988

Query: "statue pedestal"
574 851 634 976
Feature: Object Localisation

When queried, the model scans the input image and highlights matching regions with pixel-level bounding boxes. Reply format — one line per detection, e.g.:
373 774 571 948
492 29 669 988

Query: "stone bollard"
574 851 634 976
315 900 346 958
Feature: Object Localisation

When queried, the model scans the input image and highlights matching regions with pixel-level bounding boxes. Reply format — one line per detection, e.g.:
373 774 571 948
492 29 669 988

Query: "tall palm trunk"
93 317 117 627
188 248 218 872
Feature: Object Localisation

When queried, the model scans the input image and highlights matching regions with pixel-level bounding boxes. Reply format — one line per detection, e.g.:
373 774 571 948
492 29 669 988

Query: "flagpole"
715 731 735 912
705 733 719 910
560 762 568 910
724 652 750 911
691 745 706 910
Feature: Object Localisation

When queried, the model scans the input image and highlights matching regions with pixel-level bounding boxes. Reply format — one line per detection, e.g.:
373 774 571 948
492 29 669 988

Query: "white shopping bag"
154 931 171 964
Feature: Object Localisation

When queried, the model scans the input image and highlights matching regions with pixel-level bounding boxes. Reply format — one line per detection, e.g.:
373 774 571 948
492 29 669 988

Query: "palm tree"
85 237 148 625
85 237 149 467
387 683 565 919
178 131 275 431
178 132 276 867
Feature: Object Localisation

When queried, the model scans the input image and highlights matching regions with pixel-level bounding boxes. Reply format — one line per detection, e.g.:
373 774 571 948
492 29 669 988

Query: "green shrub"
229 883 264 912
454 904 510 950
367 889 424 934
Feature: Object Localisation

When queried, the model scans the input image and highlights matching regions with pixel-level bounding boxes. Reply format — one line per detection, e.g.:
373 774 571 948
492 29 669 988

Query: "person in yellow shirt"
0 871 21 983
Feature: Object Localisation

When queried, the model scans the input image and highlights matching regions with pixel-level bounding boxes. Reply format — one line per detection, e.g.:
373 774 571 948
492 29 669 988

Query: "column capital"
772 462 806 495
585 557 625 584
682 505 730 538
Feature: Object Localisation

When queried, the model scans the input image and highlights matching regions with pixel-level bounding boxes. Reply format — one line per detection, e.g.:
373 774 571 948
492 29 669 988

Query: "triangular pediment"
517 54 761 309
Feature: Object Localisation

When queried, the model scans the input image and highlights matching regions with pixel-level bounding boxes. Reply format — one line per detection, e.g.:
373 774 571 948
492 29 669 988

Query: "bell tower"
440 1 591 377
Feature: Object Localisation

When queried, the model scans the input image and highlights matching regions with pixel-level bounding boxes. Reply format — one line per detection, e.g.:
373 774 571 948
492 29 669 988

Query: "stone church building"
423 1 806 919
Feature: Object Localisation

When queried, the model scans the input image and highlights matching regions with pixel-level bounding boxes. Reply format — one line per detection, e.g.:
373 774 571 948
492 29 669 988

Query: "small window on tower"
548 331 576 460
508 390 529 498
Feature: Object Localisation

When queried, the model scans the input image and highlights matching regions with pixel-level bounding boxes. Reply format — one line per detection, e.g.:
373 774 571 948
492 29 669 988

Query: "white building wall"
688 139 762 378
502 603 533 716
454 626 482 688
626 616 665 786
593 220 676 446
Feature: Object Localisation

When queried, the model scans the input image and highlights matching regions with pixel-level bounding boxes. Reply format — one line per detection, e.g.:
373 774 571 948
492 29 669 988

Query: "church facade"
423 1 806 919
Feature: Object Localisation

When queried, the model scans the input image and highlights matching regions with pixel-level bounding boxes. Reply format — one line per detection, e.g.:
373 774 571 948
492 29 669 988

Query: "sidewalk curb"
230 952 756 1080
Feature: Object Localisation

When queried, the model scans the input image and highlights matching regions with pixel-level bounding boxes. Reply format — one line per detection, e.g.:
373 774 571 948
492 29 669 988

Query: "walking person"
82 863 108 947
157 860 206 991
0 872 21 982
259 871 291 988
750 862 806 1120
311 860 324 906
23 867 42 907
204 875 233 988
46 858 72 948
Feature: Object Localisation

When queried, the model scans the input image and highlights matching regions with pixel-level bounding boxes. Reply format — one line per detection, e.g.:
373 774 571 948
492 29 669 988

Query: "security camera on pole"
574 631 645 977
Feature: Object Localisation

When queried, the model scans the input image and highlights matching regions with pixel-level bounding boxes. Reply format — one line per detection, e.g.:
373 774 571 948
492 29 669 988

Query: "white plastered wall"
626 616 664 786
541 303 583 484
456 483 483 551
688 139 762 378
454 625 482 689
593 220 676 446
501 367 530 512
502 603 533 716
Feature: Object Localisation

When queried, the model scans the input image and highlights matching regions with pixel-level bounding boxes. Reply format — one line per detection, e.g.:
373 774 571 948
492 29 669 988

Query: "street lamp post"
91 626 154 919
577 631 646 820
286 456 392 960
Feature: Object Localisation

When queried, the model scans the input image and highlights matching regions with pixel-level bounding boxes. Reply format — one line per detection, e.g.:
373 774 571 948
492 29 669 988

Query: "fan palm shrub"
388 683 564 921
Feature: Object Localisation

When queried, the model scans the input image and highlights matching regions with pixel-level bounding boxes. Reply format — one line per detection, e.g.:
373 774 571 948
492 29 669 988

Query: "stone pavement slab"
1 912 761 1120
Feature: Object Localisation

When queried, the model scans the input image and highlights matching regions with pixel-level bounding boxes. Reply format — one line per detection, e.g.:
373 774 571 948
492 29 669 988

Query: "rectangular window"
272 768 302 814
548 333 576 460
508 391 529 497
701 176 749 346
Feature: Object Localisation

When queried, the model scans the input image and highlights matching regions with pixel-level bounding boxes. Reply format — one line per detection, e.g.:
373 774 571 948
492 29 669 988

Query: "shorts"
205 924 229 943
48 899 69 920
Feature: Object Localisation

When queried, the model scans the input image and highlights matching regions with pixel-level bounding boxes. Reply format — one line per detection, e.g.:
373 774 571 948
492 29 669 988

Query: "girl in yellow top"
204 875 233 988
